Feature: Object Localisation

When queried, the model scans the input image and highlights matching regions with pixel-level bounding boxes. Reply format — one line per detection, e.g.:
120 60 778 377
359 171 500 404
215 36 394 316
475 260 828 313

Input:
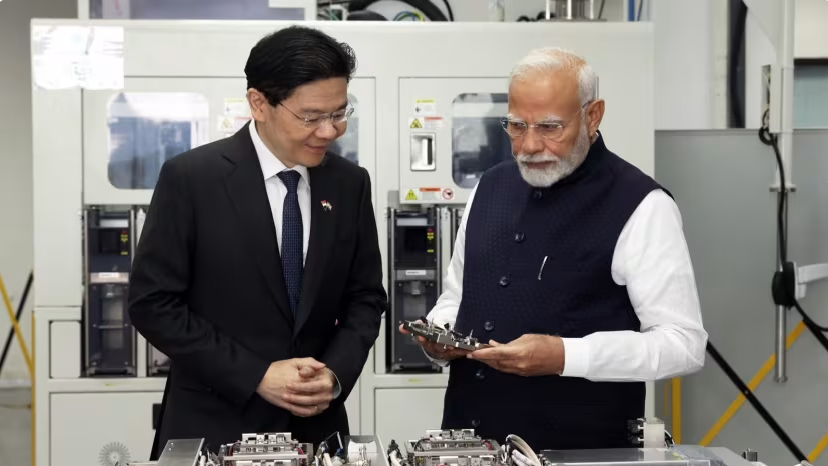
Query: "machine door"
398 78 510 205
83 77 375 205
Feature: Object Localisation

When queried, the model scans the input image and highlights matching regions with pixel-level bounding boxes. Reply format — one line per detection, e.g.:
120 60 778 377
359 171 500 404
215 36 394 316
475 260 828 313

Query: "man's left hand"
284 365 336 415
467 334 565 377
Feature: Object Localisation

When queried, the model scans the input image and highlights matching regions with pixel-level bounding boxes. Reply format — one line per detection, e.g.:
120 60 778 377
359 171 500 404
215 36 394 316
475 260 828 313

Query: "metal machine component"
402 318 489 351
627 418 667 448
124 433 387 466
545 0 602 21
216 432 312 465
448 208 464 256
83 208 136 376
388 429 501 466
387 208 442 372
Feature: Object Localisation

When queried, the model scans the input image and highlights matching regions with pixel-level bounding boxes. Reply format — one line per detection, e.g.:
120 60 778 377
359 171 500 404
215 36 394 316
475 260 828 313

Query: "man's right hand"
256 358 329 417
398 324 471 361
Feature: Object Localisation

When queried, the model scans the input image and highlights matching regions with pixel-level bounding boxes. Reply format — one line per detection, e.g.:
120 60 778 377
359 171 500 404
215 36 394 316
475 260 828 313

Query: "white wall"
744 0 828 129
652 0 729 130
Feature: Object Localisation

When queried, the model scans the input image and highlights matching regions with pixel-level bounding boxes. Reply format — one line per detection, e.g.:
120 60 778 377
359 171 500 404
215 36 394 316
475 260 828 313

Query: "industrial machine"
121 432 385 466
31 19 654 466
386 427 788 466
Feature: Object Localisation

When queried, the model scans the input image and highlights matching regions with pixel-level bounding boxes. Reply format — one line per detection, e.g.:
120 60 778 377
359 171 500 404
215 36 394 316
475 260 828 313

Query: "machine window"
89 0 304 20
106 92 210 190
327 94 359 165
452 93 512 189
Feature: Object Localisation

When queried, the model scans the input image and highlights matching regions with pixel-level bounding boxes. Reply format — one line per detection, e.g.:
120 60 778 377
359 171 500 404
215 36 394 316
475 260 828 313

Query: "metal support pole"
773 0 796 383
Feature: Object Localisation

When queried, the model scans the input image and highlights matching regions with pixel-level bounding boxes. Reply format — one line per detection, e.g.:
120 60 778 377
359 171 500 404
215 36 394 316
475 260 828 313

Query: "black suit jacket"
128 123 387 457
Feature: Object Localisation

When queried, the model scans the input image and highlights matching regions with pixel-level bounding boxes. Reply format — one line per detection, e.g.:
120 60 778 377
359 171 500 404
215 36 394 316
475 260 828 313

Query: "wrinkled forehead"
507 70 581 122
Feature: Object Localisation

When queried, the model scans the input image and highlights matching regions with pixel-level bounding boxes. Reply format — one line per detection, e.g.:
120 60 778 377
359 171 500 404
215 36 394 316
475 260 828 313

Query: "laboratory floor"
0 387 32 466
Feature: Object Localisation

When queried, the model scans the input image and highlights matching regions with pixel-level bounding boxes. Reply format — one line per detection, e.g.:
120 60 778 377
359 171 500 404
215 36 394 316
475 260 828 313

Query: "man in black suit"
128 26 387 458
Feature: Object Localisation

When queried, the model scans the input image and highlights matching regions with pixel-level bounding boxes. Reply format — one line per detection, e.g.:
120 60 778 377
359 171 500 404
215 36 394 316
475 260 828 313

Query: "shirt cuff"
422 347 450 367
329 369 342 399
560 337 591 378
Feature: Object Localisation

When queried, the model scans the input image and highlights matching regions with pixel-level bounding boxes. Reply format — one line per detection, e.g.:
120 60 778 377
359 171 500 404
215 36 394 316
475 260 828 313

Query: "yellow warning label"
405 189 418 201
409 118 423 129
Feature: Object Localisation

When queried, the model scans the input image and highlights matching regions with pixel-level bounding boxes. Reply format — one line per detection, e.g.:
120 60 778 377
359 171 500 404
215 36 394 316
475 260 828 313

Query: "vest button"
484 321 495 331
499 276 510 287
514 232 525 243
533 190 543 199
475 368 486 380
471 419 481 428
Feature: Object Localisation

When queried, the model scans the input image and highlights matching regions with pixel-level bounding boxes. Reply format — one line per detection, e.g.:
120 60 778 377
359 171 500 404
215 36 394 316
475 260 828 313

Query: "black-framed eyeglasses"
279 102 354 129
501 101 592 141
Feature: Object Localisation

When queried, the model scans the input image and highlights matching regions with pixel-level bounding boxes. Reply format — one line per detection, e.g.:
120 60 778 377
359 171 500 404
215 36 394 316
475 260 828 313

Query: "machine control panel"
387 208 442 372
83 208 136 376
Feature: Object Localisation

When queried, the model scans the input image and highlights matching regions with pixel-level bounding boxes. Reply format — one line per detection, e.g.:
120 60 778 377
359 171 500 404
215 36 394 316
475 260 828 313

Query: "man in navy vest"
401 47 707 451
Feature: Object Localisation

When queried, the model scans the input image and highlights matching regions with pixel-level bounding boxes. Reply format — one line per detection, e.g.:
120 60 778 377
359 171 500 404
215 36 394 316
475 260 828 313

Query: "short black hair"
245 26 357 106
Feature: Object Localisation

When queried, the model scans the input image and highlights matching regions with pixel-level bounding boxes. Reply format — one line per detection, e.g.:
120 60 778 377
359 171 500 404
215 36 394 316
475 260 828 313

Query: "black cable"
597 0 606 19
636 0 645 21
0 271 33 377
347 0 449 21
706 342 807 463
728 0 747 127
762 112 828 349
441 0 454 21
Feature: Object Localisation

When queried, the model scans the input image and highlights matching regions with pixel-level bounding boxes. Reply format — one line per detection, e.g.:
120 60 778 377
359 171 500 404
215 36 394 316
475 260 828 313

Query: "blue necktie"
277 170 303 318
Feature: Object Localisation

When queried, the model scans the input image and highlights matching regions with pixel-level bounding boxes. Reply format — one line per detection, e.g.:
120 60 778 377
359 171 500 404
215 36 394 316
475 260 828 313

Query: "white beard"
515 123 592 188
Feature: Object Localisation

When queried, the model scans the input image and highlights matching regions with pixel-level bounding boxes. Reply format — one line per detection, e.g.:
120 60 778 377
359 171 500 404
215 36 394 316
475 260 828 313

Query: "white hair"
509 47 597 105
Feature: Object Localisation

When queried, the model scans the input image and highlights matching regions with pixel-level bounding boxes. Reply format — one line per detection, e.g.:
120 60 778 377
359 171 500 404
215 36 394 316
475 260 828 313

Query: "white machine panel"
374 388 446 447
345 381 361 434
50 322 81 379
399 78 508 205
51 391 162 466
82 77 375 205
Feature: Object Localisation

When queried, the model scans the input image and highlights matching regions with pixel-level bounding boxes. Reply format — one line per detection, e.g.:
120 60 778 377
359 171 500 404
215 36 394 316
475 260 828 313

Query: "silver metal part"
402 429 501 466
157 439 204 466
402 319 489 351
219 432 312 465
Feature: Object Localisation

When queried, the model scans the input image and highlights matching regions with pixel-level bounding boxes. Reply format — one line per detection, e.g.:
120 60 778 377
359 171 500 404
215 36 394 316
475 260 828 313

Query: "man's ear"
587 99 605 137
247 89 268 122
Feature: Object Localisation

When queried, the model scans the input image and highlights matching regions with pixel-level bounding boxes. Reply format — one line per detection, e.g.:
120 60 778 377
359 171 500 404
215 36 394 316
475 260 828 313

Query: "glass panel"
107 92 210 190
90 0 304 20
794 63 828 129
451 93 512 189
328 94 359 165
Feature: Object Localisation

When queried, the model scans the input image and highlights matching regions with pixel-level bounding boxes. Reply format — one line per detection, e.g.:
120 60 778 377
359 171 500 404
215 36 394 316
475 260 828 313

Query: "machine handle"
410 133 436 171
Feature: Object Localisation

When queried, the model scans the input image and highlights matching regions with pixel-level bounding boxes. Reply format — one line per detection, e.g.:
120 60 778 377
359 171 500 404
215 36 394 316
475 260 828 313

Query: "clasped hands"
256 358 335 417
399 324 564 377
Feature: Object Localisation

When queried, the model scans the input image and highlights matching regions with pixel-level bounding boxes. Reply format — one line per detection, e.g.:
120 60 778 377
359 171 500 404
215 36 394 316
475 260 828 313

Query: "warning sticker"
442 188 454 200
409 117 423 129
413 99 437 116
423 116 443 130
405 189 418 201
419 187 441 202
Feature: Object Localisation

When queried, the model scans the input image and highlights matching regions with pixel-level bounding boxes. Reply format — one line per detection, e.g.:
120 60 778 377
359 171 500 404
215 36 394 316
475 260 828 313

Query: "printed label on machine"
413 99 436 115
418 187 441 201
409 116 443 130
405 189 418 201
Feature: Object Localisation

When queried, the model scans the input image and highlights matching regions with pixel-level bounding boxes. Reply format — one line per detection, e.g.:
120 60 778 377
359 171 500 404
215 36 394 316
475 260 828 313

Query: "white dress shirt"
426 183 708 382
250 122 311 263
249 122 343 398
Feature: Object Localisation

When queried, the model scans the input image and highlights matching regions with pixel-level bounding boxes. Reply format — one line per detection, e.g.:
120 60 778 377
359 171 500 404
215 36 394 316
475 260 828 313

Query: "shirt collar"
249 121 310 185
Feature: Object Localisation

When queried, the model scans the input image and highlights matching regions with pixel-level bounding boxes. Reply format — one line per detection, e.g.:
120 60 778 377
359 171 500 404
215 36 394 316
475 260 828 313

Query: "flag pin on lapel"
321 200 332 211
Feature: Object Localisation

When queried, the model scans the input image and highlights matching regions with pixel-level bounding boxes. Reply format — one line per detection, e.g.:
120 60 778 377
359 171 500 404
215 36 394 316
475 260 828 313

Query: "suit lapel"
222 125 293 324
294 159 338 335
